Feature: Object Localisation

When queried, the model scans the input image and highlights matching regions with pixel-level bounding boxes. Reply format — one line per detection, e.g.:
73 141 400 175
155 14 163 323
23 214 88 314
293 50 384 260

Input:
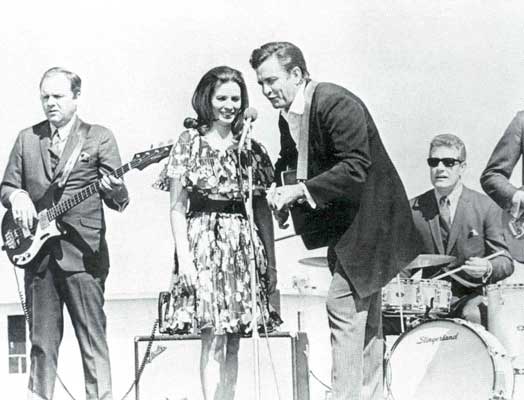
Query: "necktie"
49 129 61 172
439 196 451 248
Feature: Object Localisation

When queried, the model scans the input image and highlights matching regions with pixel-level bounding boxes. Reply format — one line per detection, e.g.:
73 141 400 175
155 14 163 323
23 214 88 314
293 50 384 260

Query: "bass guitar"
1 144 172 268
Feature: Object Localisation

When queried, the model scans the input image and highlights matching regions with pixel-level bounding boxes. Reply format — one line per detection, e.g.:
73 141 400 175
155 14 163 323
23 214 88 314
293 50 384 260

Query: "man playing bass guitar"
0 67 128 400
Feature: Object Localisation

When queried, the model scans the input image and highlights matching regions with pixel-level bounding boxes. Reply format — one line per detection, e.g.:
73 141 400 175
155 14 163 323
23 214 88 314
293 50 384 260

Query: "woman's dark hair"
187 66 249 137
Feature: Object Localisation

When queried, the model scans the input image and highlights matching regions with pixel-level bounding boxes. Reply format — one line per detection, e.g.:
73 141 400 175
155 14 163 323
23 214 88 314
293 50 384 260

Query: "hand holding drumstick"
433 250 504 280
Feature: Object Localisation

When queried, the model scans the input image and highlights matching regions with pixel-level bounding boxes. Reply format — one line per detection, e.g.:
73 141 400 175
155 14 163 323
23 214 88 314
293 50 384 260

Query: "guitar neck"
46 162 132 221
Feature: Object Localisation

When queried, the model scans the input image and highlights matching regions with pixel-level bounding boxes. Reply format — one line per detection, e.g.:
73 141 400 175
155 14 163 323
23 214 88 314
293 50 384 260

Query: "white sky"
1 0 524 301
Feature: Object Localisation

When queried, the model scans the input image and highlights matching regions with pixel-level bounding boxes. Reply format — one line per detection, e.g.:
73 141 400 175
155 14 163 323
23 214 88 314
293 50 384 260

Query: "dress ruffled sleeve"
153 130 196 191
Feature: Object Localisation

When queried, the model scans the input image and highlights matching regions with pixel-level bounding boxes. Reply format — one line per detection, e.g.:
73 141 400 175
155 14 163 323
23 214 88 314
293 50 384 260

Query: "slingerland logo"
416 332 459 345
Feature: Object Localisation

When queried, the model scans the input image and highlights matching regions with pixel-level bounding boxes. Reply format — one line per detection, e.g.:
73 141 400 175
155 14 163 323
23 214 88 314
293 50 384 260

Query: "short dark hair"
191 66 249 136
429 134 467 161
249 42 310 79
40 67 82 98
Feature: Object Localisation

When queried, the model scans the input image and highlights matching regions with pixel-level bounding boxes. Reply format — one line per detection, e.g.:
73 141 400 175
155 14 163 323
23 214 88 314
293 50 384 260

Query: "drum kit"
384 254 524 400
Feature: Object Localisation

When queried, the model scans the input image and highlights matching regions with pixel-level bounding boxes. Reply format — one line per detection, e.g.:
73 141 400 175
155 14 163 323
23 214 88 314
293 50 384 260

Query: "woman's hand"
176 248 197 293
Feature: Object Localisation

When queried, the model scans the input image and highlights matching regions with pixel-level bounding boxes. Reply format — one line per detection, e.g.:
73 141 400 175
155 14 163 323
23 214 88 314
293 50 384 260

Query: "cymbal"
405 254 456 270
298 257 329 268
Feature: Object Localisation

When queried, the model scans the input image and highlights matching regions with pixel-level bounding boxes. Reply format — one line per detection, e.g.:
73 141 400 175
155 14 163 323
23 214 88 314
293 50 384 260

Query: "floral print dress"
154 129 280 335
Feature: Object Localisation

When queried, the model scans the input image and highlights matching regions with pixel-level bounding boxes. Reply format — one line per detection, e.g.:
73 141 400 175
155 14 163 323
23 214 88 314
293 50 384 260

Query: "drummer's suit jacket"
410 186 513 295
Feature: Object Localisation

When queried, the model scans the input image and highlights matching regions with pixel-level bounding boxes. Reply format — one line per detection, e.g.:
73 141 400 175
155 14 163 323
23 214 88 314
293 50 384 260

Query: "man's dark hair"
249 42 310 79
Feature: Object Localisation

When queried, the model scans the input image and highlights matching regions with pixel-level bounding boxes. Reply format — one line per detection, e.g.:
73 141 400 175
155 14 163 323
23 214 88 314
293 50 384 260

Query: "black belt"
189 199 245 215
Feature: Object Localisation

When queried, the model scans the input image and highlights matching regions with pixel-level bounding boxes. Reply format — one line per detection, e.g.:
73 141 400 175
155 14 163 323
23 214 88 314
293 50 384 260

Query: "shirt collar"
50 114 77 140
281 82 307 121
435 182 463 206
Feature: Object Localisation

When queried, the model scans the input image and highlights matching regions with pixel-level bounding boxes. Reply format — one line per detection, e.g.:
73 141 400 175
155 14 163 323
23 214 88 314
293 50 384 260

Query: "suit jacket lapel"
37 122 54 181
446 187 470 254
52 118 83 180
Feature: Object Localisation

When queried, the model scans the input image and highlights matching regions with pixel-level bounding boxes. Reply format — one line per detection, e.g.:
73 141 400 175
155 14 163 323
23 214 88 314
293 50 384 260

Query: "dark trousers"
25 259 113 400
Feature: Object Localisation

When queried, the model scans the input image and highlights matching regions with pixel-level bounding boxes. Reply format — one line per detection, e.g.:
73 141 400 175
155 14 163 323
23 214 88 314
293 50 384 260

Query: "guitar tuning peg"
150 144 154 149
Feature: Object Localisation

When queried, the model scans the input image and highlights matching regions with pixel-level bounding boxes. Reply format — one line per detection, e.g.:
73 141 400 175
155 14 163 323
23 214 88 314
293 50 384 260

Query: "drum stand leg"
395 274 405 333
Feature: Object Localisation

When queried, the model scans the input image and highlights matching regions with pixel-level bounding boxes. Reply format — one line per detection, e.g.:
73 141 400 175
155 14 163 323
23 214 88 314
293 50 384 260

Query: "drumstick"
481 250 505 261
433 266 465 280
432 250 505 280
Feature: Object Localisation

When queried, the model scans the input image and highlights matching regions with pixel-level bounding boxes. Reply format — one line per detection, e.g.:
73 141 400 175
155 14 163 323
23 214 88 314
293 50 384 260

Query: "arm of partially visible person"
304 89 371 208
169 177 195 284
97 127 129 212
253 194 277 294
481 111 524 212
0 132 37 229
463 201 513 282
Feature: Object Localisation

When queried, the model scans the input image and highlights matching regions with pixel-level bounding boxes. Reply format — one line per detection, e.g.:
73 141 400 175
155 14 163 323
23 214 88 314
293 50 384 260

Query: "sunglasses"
427 157 463 168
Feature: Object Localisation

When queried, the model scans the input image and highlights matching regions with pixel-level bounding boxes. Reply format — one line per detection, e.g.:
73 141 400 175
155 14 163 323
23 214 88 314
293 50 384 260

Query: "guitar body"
281 169 346 250
501 209 524 262
1 143 172 268
1 209 63 268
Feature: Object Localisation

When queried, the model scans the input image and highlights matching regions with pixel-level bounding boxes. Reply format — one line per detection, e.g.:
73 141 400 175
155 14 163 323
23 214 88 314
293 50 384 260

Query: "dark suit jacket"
410 186 512 295
481 111 524 261
275 82 421 298
0 117 128 275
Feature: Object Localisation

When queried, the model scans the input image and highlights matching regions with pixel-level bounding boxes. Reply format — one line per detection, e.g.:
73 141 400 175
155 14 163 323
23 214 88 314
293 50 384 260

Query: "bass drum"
385 318 514 400
487 283 524 369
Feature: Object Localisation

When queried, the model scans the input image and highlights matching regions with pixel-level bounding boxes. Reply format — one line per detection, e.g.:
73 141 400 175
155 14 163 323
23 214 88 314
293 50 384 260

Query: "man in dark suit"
481 111 524 269
411 134 512 324
249 42 420 400
1 67 129 400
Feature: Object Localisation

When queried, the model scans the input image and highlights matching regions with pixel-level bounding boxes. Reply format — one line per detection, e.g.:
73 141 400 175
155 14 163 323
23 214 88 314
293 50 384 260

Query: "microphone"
238 108 258 150
183 117 199 129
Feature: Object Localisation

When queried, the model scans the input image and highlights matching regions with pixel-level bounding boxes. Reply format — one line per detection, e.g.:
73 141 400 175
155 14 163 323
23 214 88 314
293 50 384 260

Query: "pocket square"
468 229 479 238
79 152 91 163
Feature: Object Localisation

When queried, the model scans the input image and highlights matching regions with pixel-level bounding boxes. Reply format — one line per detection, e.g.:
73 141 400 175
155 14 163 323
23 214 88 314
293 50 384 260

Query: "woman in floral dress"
154 66 280 400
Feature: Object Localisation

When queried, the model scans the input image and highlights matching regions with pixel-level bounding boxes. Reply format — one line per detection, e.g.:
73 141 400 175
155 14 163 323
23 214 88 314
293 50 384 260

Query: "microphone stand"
239 123 262 400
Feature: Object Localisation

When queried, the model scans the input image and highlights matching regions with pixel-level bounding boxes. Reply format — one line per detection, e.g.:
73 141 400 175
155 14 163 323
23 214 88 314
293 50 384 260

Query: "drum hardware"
422 298 435 320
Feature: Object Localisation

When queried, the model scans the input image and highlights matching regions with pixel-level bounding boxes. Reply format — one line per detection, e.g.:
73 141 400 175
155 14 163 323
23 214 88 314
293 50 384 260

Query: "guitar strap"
296 80 319 181
57 124 89 188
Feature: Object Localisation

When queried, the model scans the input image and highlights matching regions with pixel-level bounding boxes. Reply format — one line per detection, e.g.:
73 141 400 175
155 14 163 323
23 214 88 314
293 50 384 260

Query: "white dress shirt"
434 182 463 224
280 82 317 208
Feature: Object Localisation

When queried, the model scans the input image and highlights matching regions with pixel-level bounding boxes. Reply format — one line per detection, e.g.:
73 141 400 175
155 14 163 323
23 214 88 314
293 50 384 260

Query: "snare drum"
382 279 451 314
385 318 514 400
487 283 524 369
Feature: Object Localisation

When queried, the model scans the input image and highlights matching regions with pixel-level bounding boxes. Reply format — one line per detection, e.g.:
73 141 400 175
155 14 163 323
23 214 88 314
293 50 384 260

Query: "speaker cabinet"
134 331 309 400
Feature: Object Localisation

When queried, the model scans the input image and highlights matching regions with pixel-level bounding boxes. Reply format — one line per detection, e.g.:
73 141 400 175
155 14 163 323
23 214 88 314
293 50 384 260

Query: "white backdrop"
0 0 523 299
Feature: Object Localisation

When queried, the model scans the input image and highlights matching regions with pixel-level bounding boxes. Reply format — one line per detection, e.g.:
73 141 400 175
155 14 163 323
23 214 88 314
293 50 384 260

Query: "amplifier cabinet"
134 331 309 400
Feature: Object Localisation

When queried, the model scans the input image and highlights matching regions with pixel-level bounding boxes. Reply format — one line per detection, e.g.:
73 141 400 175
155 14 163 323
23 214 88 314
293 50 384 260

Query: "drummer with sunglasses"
403 134 512 328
